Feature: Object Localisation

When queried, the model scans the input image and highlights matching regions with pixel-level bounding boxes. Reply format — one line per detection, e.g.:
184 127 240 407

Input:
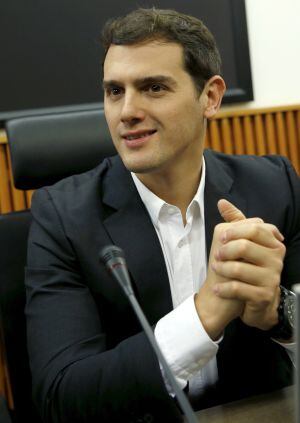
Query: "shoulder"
204 148 293 174
204 149 300 233
204 149 298 190
31 155 119 205
30 155 126 227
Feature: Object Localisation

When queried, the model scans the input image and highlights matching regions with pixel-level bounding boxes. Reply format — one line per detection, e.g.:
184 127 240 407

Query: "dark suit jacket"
25 149 300 423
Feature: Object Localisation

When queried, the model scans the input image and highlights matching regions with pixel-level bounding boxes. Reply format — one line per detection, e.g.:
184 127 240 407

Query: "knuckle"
267 274 280 290
238 239 248 256
268 223 277 232
274 257 284 272
230 281 240 294
258 299 269 309
278 242 286 257
214 222 227 234
265 223 276 234
268 250 284 272
213 224 221 238
231 262 242 279
257 290 273 308
249 223 260 238
214 223 230 242
265 289 275 304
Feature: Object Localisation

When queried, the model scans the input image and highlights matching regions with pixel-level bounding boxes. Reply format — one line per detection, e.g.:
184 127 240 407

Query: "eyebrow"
102 75 177 90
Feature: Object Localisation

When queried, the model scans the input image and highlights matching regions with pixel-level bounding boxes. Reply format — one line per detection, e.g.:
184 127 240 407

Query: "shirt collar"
131 157 206 227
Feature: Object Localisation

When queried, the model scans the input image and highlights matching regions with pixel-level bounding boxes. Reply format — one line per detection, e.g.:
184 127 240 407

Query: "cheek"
164 102 202 135
104 110 118 136
167 94 201 119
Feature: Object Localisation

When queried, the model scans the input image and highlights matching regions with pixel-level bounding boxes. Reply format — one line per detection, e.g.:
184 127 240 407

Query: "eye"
144 83 168 96
111 87 122 95
105 86 123 98
149 84 164 93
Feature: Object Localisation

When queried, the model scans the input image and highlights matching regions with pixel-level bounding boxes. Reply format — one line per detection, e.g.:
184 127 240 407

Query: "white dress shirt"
132 159 219 396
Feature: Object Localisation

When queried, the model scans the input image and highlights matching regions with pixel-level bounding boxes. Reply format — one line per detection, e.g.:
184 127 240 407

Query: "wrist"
267 286 296 341
194 293 225 341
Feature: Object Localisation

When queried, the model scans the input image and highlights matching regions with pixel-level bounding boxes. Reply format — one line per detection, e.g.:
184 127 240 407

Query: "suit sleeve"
25 188 183 423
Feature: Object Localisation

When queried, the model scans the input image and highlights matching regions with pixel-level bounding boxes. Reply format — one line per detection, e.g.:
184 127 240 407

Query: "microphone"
100 245 198 423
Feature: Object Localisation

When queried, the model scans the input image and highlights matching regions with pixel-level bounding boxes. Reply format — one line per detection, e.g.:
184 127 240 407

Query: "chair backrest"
1 108 116 422
6 108 116 190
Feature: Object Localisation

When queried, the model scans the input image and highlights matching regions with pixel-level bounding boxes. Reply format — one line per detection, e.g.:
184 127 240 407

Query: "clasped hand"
195 199 286 340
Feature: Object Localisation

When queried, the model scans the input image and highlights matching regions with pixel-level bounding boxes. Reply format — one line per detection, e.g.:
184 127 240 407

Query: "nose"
120 91 146 125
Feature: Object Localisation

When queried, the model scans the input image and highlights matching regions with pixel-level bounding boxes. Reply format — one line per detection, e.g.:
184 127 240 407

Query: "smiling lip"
121 130 157 148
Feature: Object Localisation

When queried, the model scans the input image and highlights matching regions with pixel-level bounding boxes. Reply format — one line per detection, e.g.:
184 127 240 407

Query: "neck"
136 156 203 219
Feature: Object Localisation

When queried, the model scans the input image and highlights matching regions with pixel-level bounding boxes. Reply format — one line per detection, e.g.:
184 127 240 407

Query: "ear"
202 76 226 119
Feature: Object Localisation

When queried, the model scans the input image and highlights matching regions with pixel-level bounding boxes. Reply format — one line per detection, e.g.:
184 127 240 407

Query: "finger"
220 222 285 247
215 239 285 268
214 282 280 330
235 217 265 224
217 199 246 222
212 259 281 287
213 281 276 306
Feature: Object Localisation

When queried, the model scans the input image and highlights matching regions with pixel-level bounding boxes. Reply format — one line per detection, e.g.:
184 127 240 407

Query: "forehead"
103 41 186 81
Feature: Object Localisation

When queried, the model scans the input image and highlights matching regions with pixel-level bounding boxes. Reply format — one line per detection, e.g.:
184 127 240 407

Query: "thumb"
217 199 246 222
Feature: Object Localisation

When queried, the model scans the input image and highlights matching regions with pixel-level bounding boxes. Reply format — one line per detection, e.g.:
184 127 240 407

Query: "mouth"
122 129 157 140
121 129 157 147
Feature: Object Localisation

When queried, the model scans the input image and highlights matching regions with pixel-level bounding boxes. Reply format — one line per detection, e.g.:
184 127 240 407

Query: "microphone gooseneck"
99 244 198 423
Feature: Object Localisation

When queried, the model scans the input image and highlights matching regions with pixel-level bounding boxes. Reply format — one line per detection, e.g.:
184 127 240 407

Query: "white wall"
225 0 300 109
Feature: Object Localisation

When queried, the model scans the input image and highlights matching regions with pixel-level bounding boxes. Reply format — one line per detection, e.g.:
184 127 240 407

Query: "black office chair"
1 108 116 423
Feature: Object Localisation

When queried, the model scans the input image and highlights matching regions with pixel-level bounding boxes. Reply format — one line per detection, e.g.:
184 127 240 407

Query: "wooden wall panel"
206 104 300 174
265 113 277 153
254 115 267 156
232 117 244 155
275 112 289 158
0 141 12 214
208 119 222 152
243 116 256 155
6 145 27 212
220 118 234 154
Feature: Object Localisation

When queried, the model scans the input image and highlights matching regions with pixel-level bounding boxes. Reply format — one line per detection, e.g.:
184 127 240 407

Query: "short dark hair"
101 8 222 93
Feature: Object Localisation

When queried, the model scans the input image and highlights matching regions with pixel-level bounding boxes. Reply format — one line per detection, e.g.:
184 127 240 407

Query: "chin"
122 158 160 174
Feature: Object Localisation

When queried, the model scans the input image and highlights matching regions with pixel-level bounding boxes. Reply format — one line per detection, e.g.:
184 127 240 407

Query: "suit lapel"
101 157 173 324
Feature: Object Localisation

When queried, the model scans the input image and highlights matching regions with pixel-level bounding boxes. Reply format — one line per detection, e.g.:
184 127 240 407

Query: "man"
25 8 300 423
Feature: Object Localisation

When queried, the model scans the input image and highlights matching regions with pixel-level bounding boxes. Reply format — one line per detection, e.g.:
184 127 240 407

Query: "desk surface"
195 385 295 423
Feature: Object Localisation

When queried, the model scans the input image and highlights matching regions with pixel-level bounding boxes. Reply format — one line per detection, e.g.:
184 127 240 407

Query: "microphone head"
99 245 133 296
99 245 125 266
